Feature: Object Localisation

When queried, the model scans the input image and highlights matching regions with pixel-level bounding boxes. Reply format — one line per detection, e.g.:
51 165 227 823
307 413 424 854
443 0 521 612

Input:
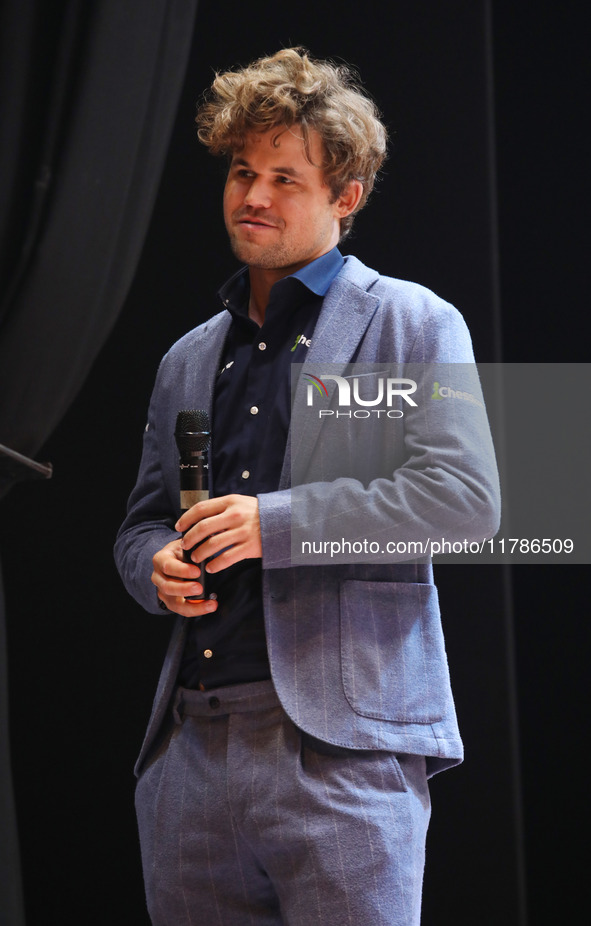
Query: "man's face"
223 126 344 276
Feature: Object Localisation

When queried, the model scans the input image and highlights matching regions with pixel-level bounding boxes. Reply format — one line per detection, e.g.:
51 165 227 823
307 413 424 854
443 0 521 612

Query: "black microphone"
175 409 212 601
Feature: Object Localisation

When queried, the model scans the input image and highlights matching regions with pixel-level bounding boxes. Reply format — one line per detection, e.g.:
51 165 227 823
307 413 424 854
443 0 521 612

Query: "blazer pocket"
340 579 450 723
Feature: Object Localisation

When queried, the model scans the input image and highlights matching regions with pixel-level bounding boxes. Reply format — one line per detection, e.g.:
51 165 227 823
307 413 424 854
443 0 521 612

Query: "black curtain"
0 2 198 922
0 563 25 926
0 0 199 467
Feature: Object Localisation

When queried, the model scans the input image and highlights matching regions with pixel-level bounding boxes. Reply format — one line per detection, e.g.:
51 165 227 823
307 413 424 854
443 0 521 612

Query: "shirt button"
241 470 250 480
258 341 266 350
250 406 259 415
203 649 213 659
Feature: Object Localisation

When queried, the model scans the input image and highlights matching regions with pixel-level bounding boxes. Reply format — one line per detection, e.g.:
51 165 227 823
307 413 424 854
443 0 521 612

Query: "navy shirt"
177 247 344 690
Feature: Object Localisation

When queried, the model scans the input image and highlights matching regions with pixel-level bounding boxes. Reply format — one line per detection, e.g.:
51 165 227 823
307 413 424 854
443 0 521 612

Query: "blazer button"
209 696 220 710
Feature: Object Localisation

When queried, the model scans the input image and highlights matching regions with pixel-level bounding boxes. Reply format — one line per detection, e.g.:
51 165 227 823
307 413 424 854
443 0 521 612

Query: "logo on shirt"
291 333 312 352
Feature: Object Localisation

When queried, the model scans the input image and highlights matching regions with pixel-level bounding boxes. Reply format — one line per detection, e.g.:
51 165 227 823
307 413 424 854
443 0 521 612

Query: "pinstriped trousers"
135 680 431 926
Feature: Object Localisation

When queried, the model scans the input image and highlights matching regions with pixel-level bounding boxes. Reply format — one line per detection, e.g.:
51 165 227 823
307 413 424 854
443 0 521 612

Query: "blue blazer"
115 256 500 777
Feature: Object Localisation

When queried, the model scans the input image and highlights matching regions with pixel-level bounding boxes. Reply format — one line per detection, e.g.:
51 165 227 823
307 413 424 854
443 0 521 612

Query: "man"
115 48 500 926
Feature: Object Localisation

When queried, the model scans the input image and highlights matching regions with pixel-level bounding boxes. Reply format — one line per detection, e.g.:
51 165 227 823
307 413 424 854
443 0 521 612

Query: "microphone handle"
179 454 211 601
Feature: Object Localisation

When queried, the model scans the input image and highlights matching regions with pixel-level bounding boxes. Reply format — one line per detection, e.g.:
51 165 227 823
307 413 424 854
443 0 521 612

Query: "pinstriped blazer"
114 256 500 778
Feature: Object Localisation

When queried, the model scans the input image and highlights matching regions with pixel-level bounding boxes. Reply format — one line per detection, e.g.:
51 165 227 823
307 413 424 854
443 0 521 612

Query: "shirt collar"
218 247 344 318
286 246 344 297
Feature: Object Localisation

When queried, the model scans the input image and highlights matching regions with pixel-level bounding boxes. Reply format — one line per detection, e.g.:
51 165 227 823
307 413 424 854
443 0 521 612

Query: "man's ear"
334 179 364 218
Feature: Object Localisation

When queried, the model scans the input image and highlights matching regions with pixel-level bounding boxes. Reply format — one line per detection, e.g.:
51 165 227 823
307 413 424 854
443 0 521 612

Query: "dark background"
1 2 588 923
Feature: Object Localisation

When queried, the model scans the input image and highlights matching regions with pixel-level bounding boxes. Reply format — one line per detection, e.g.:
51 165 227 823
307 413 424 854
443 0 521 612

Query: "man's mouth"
236 214 279 230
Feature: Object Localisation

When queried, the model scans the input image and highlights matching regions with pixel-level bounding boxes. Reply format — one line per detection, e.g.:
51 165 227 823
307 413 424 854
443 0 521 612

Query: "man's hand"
176 494 262 573
151 495 261 617
151 538 219 618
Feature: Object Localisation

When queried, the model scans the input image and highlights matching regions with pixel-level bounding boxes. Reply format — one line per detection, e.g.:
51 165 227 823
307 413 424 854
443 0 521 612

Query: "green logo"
430 381 483 408
291 333 311 352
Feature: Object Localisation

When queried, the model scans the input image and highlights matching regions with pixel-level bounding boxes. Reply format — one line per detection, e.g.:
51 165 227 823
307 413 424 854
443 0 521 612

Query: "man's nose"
243 176 272 208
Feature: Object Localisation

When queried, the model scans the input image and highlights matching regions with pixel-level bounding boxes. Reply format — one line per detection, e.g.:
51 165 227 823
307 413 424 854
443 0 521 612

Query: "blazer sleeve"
114 359 181 614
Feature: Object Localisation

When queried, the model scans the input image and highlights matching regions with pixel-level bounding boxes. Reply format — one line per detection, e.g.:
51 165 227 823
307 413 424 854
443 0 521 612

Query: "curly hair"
196 48 388 238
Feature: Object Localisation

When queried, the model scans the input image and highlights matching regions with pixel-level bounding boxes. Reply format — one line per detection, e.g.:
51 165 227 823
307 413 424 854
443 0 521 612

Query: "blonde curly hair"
196 48 388 238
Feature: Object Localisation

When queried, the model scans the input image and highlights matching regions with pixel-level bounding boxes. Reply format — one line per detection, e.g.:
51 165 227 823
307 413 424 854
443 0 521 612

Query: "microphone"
175 409 212 601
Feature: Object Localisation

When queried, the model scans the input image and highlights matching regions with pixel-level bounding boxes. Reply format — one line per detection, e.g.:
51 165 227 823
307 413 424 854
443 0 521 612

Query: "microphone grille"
175 409 210 453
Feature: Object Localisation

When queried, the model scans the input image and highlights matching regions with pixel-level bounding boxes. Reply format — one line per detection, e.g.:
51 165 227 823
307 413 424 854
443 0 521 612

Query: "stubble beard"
227 233 296 271
226 213 336 272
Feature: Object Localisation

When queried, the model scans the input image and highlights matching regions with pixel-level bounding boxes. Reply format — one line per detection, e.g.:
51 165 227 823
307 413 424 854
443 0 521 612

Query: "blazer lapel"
280 260 381 490
197 311 233 412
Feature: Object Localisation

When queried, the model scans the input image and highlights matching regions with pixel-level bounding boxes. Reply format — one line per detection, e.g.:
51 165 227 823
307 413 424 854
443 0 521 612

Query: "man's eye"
277 176 294 184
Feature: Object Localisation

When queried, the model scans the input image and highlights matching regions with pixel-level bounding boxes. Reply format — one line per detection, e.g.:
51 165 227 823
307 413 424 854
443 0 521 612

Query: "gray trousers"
135 680 431 926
